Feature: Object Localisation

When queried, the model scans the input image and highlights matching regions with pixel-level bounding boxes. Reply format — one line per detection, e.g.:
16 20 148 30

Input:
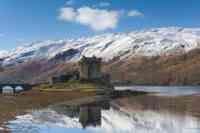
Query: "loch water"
6 86 200 133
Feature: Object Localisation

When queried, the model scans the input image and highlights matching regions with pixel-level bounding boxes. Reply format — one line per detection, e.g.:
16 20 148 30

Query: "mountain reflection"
7 97 200 133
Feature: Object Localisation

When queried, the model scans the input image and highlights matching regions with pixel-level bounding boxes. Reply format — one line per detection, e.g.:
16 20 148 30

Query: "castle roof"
80 56 102 64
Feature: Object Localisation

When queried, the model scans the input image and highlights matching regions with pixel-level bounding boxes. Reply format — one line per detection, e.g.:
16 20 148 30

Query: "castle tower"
79 56 102 80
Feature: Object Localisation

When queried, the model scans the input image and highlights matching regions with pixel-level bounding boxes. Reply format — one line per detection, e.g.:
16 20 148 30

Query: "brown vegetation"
104 49 200 85
0 49 200 85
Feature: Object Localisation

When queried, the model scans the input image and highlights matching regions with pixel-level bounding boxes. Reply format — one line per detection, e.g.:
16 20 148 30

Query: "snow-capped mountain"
1 27 200 66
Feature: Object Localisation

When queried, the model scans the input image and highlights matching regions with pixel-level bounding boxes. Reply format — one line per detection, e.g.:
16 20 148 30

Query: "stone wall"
79 56 102 80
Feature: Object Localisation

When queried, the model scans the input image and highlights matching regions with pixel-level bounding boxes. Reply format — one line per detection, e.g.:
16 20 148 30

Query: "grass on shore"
36 80 98 92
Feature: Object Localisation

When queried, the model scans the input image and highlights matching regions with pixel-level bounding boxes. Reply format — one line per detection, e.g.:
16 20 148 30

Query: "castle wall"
80 62 89 80
89 62 102 80
79 56 102 80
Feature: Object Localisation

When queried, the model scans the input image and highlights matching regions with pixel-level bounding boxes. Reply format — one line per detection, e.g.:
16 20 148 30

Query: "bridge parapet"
0 84 32 94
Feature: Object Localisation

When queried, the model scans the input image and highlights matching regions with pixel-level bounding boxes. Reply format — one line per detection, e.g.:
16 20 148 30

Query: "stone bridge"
0 84 32 94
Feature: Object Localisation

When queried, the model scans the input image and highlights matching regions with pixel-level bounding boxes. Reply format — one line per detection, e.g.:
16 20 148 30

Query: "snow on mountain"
1 27 200 66
0 50 9 59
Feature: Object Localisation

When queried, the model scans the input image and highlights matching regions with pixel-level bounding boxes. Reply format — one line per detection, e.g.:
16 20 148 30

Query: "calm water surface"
6 86 200 133
115 86 200 96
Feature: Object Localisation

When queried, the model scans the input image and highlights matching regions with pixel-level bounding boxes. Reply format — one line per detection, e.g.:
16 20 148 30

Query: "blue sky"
0 0 200 50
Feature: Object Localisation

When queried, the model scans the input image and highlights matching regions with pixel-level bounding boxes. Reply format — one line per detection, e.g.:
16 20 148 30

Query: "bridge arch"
2 86 14 94
0 84 32 94
15 86 24 93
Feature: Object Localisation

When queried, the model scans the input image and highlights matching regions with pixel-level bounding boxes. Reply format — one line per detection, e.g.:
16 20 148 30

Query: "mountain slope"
0 27 200 85
1 27 200 67
104 48 200 85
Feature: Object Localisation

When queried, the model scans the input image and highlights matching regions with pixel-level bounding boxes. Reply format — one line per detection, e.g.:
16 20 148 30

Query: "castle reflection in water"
53 98 110 128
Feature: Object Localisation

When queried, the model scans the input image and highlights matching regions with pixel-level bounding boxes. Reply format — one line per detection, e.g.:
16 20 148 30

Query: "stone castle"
79 56 102 80
50 56 104 84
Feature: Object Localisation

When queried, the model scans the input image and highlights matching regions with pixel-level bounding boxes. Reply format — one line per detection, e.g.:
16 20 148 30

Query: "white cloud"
58 1 144 31
99 2 110 7
58 7 77 21
76 7 119 31
128 10 144 17
58 6 120 31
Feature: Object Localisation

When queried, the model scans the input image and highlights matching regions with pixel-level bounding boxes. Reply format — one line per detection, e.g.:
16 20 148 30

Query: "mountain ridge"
0 27 200 85
1 27 200 67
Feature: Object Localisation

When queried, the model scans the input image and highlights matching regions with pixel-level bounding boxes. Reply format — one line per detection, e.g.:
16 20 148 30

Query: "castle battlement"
79 56 102 64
